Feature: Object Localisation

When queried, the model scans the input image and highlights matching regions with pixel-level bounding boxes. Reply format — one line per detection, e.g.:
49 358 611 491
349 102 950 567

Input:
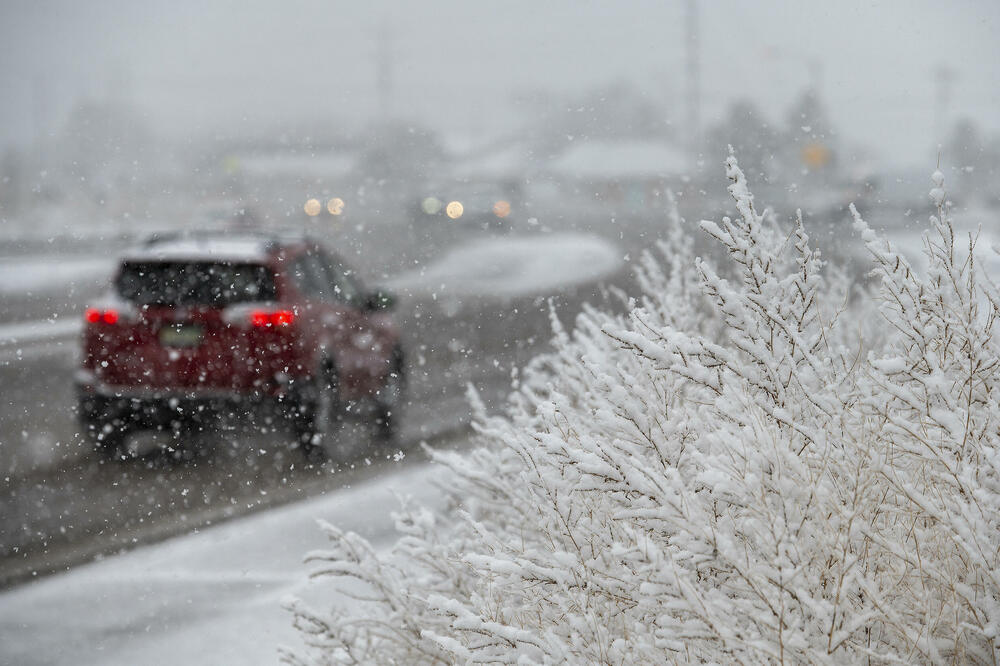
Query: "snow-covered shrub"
283 155 999 665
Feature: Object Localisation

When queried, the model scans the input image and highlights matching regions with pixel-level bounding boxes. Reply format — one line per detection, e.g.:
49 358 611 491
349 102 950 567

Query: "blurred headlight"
422 197 442 215
493 200 511 218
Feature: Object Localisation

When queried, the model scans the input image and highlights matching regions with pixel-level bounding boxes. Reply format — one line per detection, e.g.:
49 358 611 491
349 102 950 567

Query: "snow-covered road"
0 461 444 666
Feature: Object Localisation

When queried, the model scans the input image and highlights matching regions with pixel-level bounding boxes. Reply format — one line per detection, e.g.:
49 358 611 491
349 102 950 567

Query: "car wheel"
295 364 344 462
374 347 406 443
78 396 127 460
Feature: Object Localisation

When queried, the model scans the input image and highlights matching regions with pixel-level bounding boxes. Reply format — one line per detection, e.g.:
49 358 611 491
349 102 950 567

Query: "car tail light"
85 307 121 324
251 309 295 328
222 304 296 328
272 310 294 326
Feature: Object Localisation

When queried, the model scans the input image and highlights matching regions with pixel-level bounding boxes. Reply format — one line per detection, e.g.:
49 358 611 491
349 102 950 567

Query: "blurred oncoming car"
74 231 404 461
417 180 518 232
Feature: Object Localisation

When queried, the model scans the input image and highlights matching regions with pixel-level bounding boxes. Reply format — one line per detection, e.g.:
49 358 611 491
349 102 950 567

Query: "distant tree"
945 117 1000 199
516 79 673 154
784 88 838 174
948 117 984 165
707 99 779 180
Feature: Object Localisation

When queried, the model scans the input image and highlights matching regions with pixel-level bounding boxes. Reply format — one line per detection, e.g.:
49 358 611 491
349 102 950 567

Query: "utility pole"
376 18 394 122
31 75 49 170
933 64 954 148
806 58 824 96
684 0 701 163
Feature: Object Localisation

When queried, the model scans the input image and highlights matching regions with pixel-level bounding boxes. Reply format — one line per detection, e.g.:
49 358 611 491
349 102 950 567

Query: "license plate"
159 325 203 348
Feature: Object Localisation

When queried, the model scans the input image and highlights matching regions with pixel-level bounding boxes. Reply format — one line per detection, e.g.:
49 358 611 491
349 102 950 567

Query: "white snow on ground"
0 318 81 344
0 462 444 666
0 256 114 295
387 232 622 298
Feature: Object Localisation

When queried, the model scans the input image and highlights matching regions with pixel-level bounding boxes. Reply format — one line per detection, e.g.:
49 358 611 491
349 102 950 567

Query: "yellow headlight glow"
492 200 511 218
304 198 322 216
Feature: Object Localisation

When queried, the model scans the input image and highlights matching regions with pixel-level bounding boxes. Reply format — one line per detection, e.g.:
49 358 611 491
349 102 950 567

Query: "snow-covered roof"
547 140 687 180
123 237 273 263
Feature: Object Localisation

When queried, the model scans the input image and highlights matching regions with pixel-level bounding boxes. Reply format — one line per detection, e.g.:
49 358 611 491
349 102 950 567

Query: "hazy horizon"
3 0 999 169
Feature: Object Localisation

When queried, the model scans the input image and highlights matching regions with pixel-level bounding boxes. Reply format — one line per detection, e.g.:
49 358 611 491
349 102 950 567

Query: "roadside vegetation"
284 154 1000 665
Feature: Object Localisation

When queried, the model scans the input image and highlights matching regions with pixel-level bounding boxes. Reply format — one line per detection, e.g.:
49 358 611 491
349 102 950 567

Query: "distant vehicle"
75 231 404 461
416 180 519 233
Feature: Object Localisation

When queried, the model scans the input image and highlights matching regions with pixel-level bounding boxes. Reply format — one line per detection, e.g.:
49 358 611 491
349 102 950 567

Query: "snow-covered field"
0 461 443 666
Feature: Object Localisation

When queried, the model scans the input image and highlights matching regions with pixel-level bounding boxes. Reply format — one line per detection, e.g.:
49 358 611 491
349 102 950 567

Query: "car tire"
294 363 345 462
374 347 406 443
78 396 127 460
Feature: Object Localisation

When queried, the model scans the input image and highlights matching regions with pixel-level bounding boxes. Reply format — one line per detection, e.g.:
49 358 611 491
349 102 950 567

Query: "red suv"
75 231 404 460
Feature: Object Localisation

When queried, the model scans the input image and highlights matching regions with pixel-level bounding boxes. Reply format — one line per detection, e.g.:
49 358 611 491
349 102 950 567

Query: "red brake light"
86 308 120 324
251 310 295 328
273 310 294 326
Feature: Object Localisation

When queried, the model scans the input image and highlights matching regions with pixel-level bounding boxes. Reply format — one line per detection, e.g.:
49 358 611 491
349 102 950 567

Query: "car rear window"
116 261 277 306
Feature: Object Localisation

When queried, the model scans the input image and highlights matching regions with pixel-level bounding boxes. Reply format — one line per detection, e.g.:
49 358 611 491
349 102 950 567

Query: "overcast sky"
2 0 998 168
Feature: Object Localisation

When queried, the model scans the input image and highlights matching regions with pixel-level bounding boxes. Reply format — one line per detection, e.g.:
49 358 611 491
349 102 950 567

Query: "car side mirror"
365 289 396 311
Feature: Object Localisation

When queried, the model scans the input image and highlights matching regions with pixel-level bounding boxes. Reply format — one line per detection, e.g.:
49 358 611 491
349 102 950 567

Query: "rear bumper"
74 369 302 426
74 368 300 401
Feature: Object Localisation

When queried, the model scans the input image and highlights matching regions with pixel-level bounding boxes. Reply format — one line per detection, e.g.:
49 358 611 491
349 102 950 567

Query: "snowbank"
387 232 622 298
0 462 443 666
0 318 81 344
0 256 114 296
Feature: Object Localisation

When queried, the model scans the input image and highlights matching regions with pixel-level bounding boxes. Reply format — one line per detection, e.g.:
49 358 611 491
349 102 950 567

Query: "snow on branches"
283 155 1000 665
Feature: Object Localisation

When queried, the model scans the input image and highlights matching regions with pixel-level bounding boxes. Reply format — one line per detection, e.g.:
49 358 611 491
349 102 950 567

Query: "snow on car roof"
122 236 275 263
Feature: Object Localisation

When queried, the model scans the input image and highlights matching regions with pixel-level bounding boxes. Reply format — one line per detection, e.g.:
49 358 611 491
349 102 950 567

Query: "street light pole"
685 0 700 164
